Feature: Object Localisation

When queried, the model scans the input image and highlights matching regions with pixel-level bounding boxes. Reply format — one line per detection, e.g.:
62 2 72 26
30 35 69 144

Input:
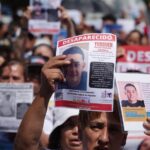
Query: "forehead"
2 64 24 75
129 32 140 39
125 86 136 91
89 112 107 123
35 45 51 52
66 54 83 61
11 64 24 73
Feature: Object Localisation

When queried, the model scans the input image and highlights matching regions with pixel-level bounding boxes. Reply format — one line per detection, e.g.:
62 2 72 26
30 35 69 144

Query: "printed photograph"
0 91 16 117
118 82 145 107
58 43 89 91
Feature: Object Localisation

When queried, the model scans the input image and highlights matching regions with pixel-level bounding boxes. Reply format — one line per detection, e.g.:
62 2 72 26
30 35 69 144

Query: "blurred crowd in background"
0 0 150 149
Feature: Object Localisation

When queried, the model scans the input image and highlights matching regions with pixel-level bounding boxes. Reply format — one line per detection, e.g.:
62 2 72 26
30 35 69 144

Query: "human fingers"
43 55 70 69
40 68 65 95
143 118 150 136
43 68 65 83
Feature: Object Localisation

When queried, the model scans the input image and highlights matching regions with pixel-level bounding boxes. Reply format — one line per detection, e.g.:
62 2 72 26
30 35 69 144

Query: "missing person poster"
55 33 117 111
28 0 61 36
115 73 150 131
0 83 33 132
116 45 150 73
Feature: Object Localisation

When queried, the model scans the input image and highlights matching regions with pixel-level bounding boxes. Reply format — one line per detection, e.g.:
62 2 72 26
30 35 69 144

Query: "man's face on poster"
125 85 138 102
64 54 85 88
33 2 42 15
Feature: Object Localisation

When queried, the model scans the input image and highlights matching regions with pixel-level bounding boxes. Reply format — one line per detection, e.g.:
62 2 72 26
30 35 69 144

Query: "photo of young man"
121 83 145 107
58 46 87 90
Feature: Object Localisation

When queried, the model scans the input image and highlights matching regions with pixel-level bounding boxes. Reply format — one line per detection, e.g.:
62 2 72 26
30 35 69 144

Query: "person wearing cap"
58 46 87 90
47 107 82 150
14 55 82 150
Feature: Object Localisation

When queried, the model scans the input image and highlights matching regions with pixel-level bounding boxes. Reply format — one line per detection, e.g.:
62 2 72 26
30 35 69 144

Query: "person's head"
79 100 127 150
63 46 85 88
124 83 138 103
0 21 9 37
0 60 26 83
33 0 43 15
137 138 150 150
26 55 46 96
102 14 116 26
24 32 36 52
48 108 82 150
126 29 142 45
33 38 54 61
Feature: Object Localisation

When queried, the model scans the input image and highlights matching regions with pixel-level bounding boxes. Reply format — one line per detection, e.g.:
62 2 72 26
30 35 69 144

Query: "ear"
122 132 128 146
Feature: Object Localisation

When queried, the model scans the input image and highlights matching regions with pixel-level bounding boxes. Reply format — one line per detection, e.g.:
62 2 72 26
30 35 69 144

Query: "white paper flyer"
0 83 33 132
115 73 150 131
28 0 61 36
55 33 117 111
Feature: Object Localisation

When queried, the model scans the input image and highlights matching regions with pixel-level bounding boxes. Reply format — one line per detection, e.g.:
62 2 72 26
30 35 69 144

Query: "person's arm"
59 6 76 37
14 55 70 150
143 117 150 136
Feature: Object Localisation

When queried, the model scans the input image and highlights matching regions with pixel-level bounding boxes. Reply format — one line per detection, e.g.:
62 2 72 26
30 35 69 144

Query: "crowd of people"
0 1 150 150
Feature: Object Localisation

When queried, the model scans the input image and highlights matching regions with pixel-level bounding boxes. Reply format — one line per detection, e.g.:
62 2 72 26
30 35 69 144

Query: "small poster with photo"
55 33 117 111
115 73 150 131
0 83 33 132
28 0 61 36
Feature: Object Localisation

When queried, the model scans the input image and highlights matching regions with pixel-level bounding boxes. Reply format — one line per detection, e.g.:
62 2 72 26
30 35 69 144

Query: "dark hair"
33 0 42 5
102 14 116 23
79 100 128 146
63 46 84 60
79 100 121 129
124 83 137 91
32 45 54 58
79 110 102 129
27 32 36 41
0 21 4 29
0 59 26 81
126 29 143 44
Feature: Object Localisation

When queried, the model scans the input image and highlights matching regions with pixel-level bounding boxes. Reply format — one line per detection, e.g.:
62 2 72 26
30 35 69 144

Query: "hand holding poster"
55 33 117 111
116 73 150 131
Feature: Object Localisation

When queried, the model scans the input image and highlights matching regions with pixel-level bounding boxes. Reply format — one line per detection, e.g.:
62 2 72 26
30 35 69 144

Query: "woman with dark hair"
126 29 143 45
